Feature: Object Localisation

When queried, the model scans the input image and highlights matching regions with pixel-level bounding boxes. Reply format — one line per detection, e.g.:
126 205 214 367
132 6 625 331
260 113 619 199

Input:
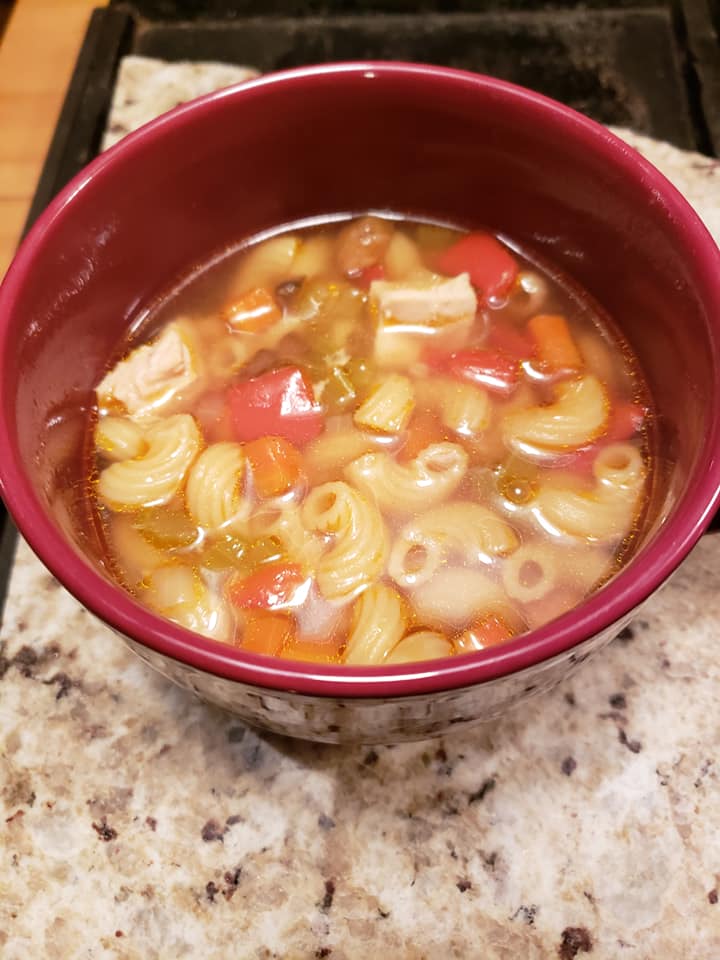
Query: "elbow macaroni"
435 378 492 436
411 566 510 628
302 481 389 601
304 428 390 484
389 502 519 588
247 502 325 570
185 441 249 532
385 630 453 665
345 441 468 515
344 583 408 665
94 416 147 462
98 414 202 510
503 375 609 452
532 443 646 542
501 543 558 603
144 564 234 643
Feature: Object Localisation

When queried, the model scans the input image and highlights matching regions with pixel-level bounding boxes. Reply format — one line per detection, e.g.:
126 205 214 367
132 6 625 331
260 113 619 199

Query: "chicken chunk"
97 323 197 417
370 272 477 327
370 273 477 367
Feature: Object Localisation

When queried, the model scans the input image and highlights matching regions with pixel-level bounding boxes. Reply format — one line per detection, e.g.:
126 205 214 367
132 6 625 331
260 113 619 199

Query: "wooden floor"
0 0 105 278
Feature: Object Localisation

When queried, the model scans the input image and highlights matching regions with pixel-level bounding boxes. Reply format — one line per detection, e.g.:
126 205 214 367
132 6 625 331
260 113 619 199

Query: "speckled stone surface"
2 57 720 959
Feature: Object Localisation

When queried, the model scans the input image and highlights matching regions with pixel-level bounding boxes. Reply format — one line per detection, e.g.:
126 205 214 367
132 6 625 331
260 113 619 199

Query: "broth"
89 214 652 665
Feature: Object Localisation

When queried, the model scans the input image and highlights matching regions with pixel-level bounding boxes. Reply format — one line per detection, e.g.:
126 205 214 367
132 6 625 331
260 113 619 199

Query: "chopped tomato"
486 324 536 360
245 435 303 498
228 365 324 445
227 561 310 610
454 613 514 653
239 610 295 656
358 263 385 287
399 409 451 462
436 232 518 301
427 347 520 397
223 287 282 332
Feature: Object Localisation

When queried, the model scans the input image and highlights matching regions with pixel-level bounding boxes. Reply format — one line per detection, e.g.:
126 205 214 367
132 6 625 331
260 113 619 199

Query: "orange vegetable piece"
223 287 282 332
240 610 295 656
227 561 308 610
454 613 514 653
245 435 303 497
399 409 451 463
279 634 344 664
528 313 583 371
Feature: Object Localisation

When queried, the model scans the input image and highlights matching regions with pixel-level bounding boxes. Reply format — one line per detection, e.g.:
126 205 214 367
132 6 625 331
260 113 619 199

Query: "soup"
89 214 652 665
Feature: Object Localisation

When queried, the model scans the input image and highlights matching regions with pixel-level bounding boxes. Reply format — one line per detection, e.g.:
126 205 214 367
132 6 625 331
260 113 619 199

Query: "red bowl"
1 63 720 743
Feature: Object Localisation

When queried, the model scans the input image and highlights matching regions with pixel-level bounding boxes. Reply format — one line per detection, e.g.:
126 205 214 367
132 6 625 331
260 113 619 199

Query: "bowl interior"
1 63 719 694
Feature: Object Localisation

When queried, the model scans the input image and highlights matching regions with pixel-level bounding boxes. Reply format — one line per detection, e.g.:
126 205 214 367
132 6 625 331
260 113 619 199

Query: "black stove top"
1 0 719 613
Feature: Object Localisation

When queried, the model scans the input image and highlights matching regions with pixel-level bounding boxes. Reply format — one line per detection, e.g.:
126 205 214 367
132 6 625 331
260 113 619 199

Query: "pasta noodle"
302 481 389 601
228 234 300 296
503 374 609 452
185 441 249 532
109 515 165 588
97 414 202 510
532 444 646 542
411 567 510 628
557 546 615 592
344 583 408 665
389 501 519 587
502 543 558 603
345 441 468 515
94 416 147 462
385 630 453 664
144 564 234 643
304 427 390 484
353 374 415 434
593 442 645 495
247 502 325 569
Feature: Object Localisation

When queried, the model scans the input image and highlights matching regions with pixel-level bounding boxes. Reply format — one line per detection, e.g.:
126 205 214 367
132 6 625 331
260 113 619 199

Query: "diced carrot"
223 287 282 332
279 634 344 664
240 610 295 656
227 561 309 610
245 435 303 498
528 313 583 371
454 613 514 653
399 409 451 462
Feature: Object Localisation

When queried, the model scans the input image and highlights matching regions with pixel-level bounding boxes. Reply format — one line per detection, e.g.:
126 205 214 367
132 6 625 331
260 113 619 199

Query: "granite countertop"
2 57 720 959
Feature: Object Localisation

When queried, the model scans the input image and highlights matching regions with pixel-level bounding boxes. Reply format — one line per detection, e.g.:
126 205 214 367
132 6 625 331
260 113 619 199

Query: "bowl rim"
2 60 720 698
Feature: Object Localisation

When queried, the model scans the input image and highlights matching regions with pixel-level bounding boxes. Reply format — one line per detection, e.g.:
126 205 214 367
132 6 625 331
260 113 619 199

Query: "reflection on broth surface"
89 214 653 665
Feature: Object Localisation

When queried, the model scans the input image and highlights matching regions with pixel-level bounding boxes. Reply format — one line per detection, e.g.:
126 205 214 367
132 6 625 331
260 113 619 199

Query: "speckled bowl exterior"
1 63 720 743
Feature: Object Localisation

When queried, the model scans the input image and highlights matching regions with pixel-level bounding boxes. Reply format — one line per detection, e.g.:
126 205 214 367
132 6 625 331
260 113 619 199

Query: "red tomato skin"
426 347 520 397
437 233 518 300
227 562 309 610
228 366 324 445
